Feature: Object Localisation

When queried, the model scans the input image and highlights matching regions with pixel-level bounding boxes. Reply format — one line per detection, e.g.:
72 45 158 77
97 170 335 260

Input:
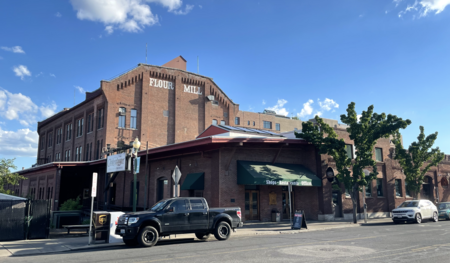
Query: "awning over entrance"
237 161 321 187
180 172 204 190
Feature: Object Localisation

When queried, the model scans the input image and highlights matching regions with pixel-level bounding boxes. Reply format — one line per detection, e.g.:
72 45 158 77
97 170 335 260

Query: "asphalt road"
4 219 450 263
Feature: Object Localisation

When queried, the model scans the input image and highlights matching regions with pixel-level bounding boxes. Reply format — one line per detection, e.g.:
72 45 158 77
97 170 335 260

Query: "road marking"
133 236 380 263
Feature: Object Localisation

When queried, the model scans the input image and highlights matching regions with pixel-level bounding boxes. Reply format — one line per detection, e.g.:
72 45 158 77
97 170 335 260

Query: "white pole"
88 172 98 245
88 196 94 245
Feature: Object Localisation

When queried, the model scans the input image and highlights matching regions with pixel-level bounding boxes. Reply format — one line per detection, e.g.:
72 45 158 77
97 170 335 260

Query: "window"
212 119 217 125
130 109 137 129
119 107 126 128
263 121 272 129
96 140 100 160
220 120 225 125
163 110 169 117
65 150 68 161
189 199 205 209
168 199 187 212
90 142 92 161
253 121 255 126
40 136 45 148
87 113 94 132
97 108 104 129
365 181 372 197
405 181 411 197
76 147 79 161
68 150 71 161
276 123 280 131
235 117 240 125
48 132 53 147
375 148 383 162
247 120 250 125
66 123 72 141
345 145 353 159
395 179 402 197
78 146 82 161
76 119 84 137
56 128 61 144
377 178 383 197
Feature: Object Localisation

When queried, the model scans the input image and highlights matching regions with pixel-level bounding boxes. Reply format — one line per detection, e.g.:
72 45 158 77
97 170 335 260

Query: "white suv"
392 200 438 224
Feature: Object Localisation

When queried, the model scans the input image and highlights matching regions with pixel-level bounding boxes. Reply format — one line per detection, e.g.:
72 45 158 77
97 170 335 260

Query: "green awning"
237 161 321 187
180 173 204 190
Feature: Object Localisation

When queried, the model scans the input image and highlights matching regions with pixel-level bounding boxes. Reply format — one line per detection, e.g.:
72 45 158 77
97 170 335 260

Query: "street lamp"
132 138 140 212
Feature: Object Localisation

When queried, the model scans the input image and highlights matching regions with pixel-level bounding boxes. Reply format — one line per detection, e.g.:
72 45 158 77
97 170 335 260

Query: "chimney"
22 167 24 170
162 56 187 71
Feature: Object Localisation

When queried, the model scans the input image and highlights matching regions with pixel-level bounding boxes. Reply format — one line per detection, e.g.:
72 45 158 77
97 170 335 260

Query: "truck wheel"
137 226 159 247
195 233 210 240
214 221 231 241
415 213 422 224
123 238 137 246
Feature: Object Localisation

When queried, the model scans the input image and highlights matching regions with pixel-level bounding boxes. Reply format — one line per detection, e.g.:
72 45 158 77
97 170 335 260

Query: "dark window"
365 181 372 197
48 132 52 147
235 117 240 125
377 178 383 197
90 142 92 161
247 120 250 125
375 148 383 162
212 119 217 125
168 200 187 212
119 107 126 128
80 119 84 136
263 121 272 129
345 145 353 159
130 109 137 129
79 146 82 161
97 108 104 129
276 123 280 131
189 199 205 210
253 121 255 126
395 179 402 197
76 147 79 161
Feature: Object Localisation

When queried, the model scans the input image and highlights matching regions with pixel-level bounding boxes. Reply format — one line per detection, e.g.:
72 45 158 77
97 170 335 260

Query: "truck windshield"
398 201 419 208
150 200 169 211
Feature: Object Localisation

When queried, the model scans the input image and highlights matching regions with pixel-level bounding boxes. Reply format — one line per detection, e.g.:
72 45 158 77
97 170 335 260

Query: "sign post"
172 165 181 197
88 172 97 245
288 182 292 225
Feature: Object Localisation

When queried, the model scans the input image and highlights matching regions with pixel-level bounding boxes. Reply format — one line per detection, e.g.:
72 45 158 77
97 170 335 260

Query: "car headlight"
407 210 414 213
128 217 139 225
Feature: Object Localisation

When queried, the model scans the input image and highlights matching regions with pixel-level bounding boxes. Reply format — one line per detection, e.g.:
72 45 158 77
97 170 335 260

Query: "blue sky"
1 0 450 170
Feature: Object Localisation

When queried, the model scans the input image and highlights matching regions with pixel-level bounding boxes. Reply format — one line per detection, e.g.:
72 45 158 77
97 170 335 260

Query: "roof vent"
64 108 70 111
263 109 276 115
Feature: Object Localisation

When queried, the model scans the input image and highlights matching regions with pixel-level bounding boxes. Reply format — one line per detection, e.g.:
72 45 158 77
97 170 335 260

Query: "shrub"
60 196 83 211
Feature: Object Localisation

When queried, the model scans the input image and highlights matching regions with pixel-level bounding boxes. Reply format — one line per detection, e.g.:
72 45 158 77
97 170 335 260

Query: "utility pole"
144 141 149 210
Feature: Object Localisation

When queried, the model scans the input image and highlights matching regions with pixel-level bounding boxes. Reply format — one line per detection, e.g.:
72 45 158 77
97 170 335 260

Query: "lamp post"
132 138 141 212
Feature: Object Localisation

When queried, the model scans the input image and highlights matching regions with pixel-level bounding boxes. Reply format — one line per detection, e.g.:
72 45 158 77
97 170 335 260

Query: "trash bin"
271 209 280 222
92 211 110 242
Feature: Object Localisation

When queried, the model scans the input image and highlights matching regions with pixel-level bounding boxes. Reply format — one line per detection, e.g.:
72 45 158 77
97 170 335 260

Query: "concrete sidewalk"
0 218 393 257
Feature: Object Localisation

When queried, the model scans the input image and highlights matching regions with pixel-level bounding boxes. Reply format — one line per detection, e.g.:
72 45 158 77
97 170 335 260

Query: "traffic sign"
172 165 181 184
91 173 98 197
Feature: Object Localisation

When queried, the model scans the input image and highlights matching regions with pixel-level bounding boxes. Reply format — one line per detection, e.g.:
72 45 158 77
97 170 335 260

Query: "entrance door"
157 178 165 201
282 191 294 220
245 191 259 221
332 191 343 217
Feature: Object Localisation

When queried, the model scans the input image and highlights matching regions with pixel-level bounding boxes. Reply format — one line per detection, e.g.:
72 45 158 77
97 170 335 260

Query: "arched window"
220 120 225 125
212 119 218 125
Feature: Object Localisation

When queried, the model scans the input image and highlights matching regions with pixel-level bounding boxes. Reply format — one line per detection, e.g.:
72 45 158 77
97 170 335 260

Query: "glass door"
245 190 259 220
282 191 293 219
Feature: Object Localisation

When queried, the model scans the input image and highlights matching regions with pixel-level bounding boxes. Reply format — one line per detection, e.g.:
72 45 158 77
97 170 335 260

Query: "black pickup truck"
115 197 243 247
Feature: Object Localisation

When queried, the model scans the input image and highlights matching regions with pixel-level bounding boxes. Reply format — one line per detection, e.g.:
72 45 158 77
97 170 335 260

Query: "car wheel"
415 213 422 224
123 238 137 246
137 226 159 247
432 212 438 222
195 233 210 240
214 221 231 241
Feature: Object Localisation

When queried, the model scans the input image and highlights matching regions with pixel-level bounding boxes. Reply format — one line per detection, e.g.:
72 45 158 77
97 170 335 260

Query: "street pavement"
2 218 450 262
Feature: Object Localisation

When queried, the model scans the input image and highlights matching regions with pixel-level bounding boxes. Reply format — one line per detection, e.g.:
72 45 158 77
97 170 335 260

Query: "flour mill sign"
149 78 202 95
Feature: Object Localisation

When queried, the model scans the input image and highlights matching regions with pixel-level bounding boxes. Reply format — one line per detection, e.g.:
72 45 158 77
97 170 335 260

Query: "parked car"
391 200 438 224
438 202 450 220
115 197 243 247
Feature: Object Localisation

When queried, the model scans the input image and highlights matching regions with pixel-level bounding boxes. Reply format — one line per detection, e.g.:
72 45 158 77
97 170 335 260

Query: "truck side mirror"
167 207 174 213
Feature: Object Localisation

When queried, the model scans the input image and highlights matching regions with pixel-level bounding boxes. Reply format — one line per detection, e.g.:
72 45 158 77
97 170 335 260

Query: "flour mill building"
11 56 450 222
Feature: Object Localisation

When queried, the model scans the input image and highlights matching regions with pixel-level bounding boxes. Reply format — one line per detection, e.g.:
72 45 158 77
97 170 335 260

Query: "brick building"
10 56 450 221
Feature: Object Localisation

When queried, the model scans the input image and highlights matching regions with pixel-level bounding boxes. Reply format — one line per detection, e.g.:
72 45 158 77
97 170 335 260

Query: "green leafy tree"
297 102 411 223
60 196 83 211
392 126 444 199
0 158 26 195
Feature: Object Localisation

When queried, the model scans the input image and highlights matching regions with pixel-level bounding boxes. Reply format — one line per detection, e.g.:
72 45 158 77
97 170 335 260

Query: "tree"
291 116 300 120
0 158 26 195
392 126 444 199
296 102 411 223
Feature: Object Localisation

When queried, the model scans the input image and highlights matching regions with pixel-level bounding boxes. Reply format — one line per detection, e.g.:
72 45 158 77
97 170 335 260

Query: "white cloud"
172 4 194 15
318 98 339 111
396 0 450 17
39 101 57 118
262 100 266 105
35 72 44 77
75 85 86 93
0 89 57 127
55 12 62 17
198 5 202 8
1 46 25 54
147 0 182 11
0 127 38 157
298 99 314 118
49 73 56 78
357 114 362 122
70 0 159 33
13 65 31 80
105 25 114 34
267 99 289 116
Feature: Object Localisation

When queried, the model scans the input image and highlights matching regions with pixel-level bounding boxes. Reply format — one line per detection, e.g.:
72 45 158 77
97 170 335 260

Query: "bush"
60 196 83 211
